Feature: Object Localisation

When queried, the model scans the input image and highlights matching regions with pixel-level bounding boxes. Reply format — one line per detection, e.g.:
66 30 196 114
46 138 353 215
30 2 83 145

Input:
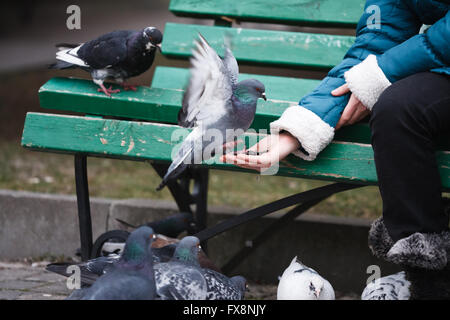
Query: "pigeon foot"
98 84 121 97
121 84 138 91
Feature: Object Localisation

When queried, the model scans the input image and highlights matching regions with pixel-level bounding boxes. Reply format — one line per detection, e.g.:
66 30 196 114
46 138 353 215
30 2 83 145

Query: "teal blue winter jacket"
270 0 449 161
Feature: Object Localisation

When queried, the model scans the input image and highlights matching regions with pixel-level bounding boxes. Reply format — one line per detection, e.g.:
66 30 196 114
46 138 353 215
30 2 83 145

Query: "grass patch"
0 140 383 219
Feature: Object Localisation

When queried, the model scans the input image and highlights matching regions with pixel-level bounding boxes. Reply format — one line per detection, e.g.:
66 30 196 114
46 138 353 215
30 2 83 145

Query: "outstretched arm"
224 0 449 169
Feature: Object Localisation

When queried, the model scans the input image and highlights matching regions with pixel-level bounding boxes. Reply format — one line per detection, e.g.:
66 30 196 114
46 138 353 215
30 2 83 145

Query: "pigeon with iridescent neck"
157 33 266 190
67 226 157 300
154 236 208 300
155 235 248 300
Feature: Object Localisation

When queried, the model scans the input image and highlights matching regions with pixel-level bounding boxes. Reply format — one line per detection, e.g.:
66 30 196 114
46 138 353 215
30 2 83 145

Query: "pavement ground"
0 261 359 300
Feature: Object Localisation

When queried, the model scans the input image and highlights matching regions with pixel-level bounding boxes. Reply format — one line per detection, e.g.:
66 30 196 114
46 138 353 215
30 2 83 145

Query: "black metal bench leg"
150 163 209 250
191 168 209 251
151 163 193 213
74 155 93 261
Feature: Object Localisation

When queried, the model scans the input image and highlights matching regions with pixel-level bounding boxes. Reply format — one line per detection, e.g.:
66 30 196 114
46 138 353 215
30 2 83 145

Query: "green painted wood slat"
38 77 373 144
169 0 366 27
151 66 320 102
39 77 290 132
21 113 450 191
38 77 450 148
161 23 355 70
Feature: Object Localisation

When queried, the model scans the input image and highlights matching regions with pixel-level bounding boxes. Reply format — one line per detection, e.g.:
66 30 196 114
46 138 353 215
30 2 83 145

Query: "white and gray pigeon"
67 226 157 300
153 236 208 300
157 33 266 190
277 256 335 300
361 271 411 300
50 27 162 96
202 270 247 300
155 235 247 300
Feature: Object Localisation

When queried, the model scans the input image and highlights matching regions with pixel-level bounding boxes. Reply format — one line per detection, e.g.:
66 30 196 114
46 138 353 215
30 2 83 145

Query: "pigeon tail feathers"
156 144 193 191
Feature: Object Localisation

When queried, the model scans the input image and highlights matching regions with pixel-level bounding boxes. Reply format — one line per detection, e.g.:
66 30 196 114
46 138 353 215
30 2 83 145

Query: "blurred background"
0 0 382 219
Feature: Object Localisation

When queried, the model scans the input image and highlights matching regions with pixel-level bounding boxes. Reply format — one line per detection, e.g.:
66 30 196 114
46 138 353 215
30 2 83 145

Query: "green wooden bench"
21 0 450 271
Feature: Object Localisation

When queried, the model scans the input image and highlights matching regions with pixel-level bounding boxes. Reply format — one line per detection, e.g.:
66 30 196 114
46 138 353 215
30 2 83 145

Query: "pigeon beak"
156 43 162 52
314 289 321 298
261 92 267 101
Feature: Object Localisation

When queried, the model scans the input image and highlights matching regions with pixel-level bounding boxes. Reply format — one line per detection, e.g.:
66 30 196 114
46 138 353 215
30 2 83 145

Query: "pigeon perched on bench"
277 256 335 300
67 226 157 300
50 27 162 97
157 33 266 190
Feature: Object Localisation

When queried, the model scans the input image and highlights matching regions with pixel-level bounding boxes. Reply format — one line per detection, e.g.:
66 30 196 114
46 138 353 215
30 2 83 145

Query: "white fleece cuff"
270 105 335 161
344 54 392 111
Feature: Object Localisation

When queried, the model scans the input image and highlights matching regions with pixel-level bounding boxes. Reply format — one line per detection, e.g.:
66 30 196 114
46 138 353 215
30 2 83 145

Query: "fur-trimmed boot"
368 217 450 300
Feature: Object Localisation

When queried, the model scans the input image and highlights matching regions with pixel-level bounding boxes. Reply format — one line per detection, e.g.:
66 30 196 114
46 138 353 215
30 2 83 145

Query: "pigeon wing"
361 271 411 300
202 268 241 300
222 37 239 86
77 30 133 69
178 33 234 128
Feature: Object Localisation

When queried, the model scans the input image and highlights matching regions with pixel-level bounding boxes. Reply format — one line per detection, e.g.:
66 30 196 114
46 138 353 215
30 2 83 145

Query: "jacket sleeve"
345 7 449 110
271 0 412 160
271 0 447 161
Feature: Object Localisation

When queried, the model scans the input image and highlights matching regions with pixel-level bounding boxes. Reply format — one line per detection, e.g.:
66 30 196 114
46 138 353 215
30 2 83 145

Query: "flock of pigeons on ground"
49 27 412 300
48 227 247 300
46 224 411 300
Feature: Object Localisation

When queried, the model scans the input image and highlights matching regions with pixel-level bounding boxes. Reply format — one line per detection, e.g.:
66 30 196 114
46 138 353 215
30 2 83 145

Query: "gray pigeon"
155 235 247 300
67 226 157 300
154 236 208 300
157 33 266 190
50 27 162 96
361 271 411 300
47 244 176 287
203 271 247 300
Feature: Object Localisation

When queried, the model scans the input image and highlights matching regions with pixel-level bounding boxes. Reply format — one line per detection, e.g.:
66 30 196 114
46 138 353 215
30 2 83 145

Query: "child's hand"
332 83 370 129
221 132 300 172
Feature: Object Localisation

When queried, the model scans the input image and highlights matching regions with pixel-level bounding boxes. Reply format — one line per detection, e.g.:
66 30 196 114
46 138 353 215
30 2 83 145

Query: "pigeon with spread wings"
157 34 266 190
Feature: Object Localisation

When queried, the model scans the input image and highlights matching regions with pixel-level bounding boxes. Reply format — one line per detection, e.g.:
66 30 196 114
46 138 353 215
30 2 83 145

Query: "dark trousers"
370 72 450 242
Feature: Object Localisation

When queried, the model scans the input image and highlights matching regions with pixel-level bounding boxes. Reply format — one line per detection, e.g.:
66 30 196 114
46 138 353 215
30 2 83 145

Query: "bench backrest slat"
169 0 365 27
162 23 355 69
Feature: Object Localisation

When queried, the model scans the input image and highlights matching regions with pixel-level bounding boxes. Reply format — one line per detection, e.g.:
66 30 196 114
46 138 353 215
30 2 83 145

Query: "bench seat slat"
39 77 291 130
162 23 355 70
169 0 365 28
21 113 450 191
38 77 373 144
151 66 320 103
38 77 450 148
